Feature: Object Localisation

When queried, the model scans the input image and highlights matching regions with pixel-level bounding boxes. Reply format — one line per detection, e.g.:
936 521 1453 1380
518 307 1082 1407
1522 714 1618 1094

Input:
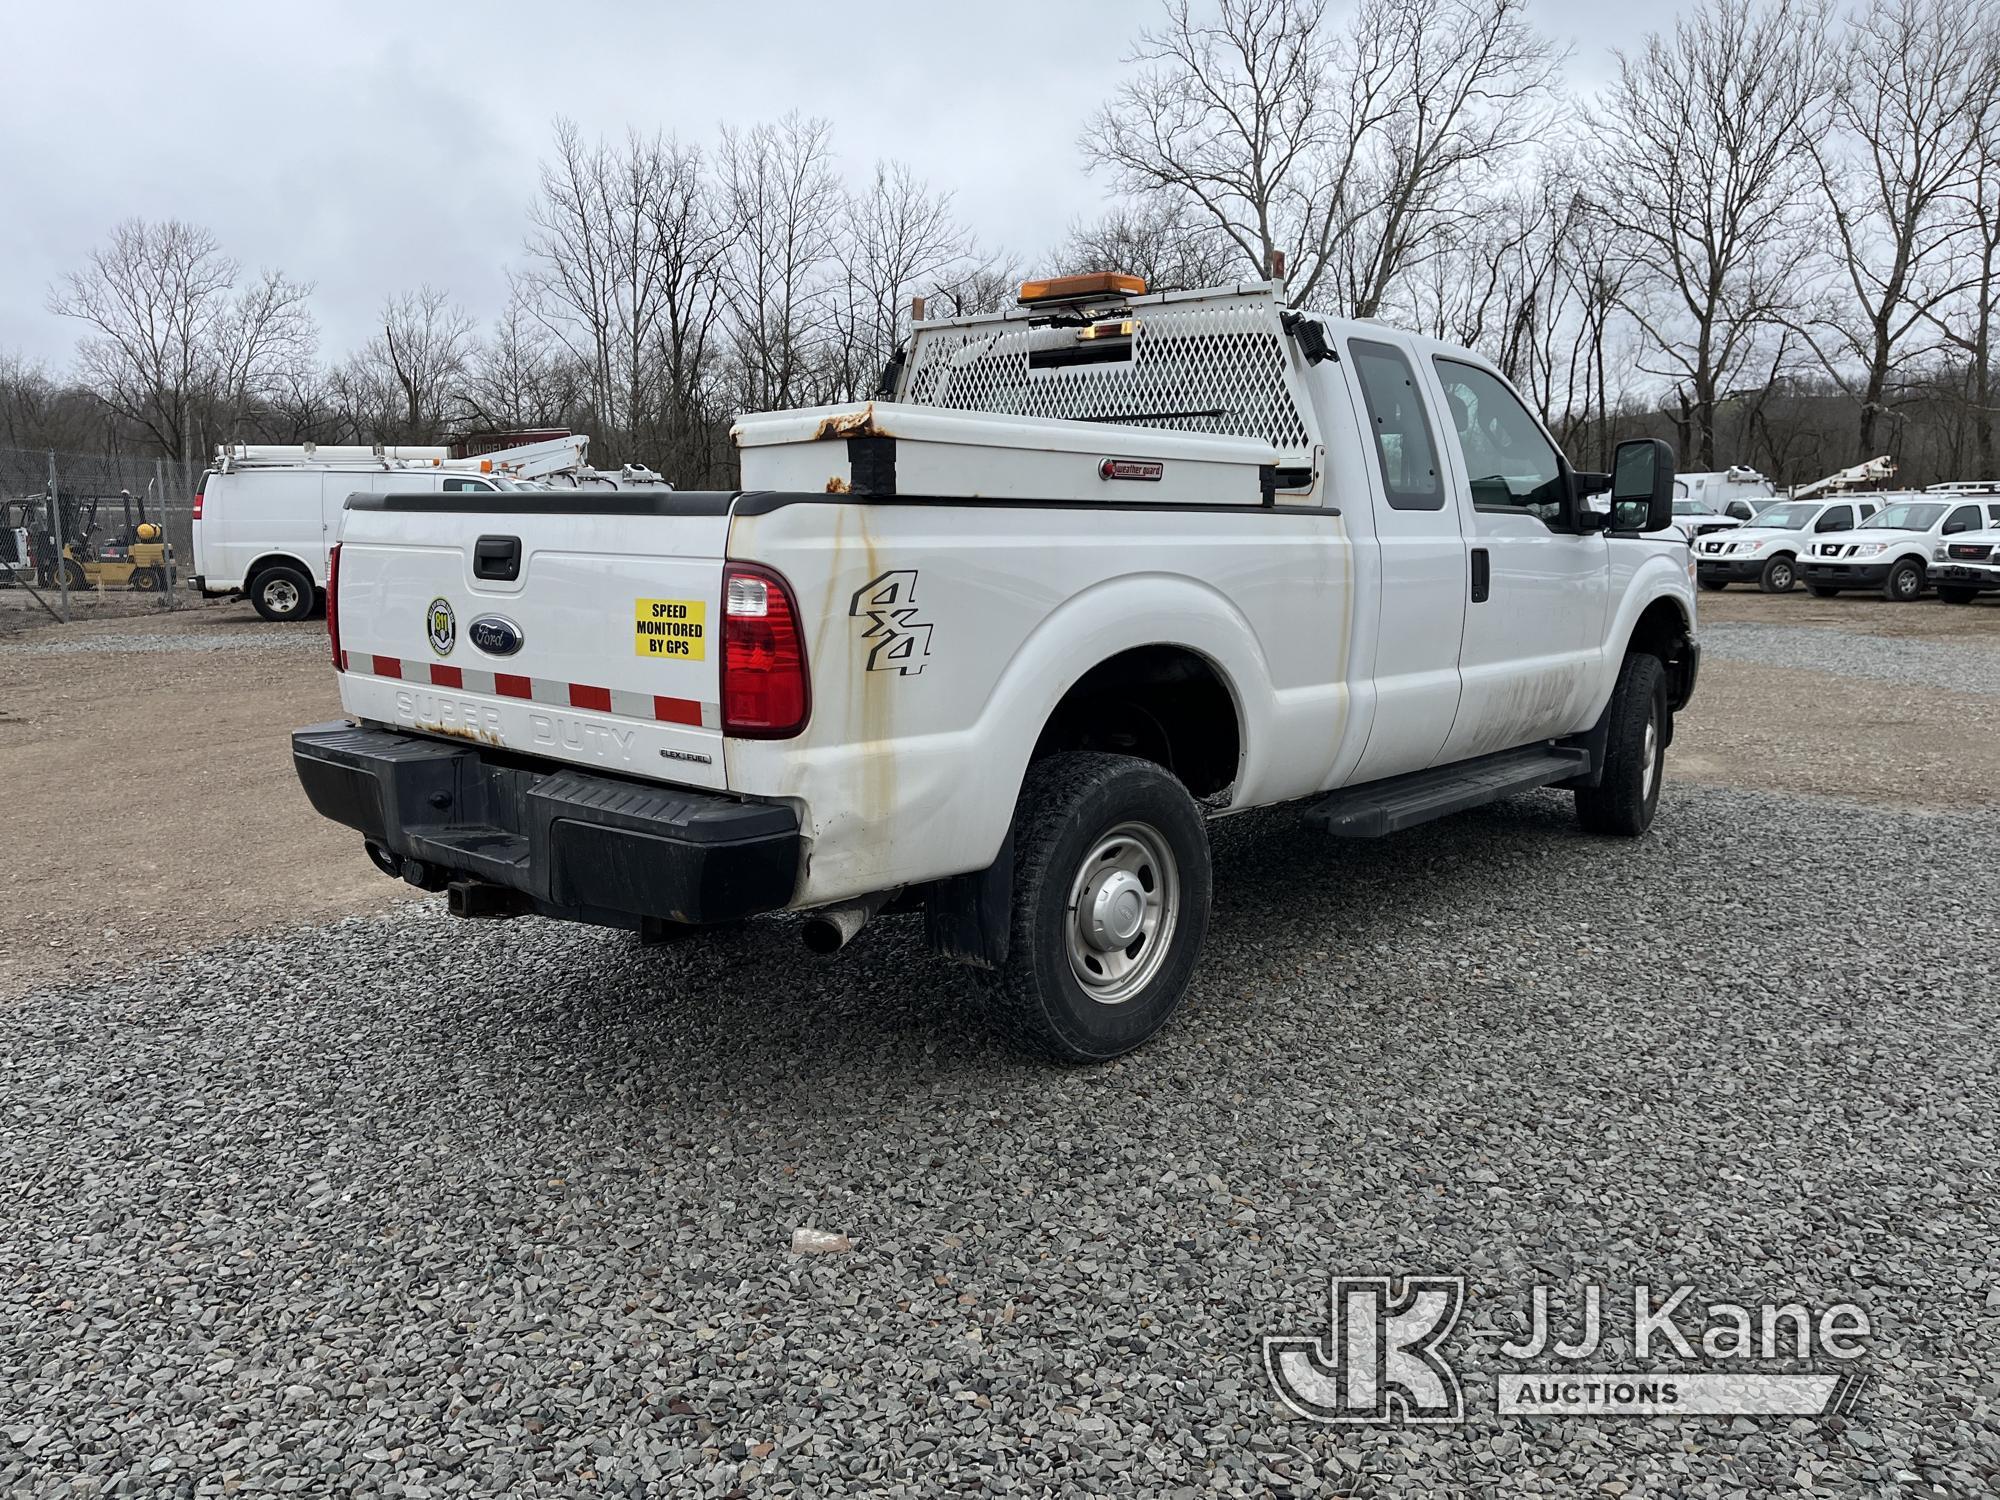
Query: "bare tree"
719 114 843 412
344 285 477 441
1592 0 1835 469
1082 0 1561 316
46 218 316 459
1801 0 2000 459
1938 107 2000 477
829 162 977 401
1056 197 1241 291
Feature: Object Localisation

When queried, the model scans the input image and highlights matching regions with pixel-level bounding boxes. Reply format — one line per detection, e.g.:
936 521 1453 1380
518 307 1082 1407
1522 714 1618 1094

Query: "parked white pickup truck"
293 275 1698 1060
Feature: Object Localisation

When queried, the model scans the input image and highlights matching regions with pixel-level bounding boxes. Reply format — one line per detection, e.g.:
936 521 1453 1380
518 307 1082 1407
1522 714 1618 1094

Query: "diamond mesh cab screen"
898 288 1315 457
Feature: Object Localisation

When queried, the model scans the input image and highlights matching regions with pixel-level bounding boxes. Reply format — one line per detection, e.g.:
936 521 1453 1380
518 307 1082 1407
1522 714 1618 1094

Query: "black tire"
60 558 88 591
981 752 1212 1063
1757 554 1797 593
129 565 165 593
1883 557 1924 602
1938 586 1978 605
249 563 316 622
1808 584 1840 598
1698 578 1728 592
1575 652 1667 838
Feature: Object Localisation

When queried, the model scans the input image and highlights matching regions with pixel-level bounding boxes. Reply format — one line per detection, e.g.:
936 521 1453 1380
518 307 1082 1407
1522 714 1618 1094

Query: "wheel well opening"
246 554 314 586
1630 598 1693 703
1031 646 1241 799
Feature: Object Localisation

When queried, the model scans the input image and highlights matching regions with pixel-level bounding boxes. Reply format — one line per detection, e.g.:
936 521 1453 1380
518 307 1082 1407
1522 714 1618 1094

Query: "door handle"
1470 547 1490 603
473 535 521 582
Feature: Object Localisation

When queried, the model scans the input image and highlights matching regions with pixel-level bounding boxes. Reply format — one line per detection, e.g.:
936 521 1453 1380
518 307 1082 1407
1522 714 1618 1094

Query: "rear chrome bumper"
292 721 801 929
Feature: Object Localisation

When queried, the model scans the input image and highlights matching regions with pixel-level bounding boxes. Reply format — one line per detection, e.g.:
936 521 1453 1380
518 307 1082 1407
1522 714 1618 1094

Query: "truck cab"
294 274 1695 1060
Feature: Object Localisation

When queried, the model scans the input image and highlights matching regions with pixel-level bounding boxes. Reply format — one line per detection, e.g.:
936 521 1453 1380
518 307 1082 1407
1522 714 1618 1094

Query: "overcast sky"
0 0 1678 368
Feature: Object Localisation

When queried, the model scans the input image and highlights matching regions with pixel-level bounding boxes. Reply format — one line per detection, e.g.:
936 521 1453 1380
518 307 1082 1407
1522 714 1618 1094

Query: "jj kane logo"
1266 1274 1870 1424
848 569 933 675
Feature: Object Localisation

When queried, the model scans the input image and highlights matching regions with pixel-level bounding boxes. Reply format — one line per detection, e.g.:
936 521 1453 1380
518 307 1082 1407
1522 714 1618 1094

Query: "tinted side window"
1987 503 2000 525
1946 504 1981 533
442 478 494 493
1348 339 1444 512
1431 358 1565 520
1817 505 1852 532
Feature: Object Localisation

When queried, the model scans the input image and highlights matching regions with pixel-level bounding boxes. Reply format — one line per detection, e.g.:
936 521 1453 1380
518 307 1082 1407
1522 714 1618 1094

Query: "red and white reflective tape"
342 652 718 729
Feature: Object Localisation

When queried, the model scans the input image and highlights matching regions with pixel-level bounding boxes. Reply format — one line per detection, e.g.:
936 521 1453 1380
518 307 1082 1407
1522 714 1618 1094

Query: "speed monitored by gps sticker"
634 598 706 659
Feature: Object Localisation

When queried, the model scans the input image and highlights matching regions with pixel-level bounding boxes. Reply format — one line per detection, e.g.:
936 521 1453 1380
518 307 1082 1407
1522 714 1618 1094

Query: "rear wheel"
129 565 165 592
1938 586 1978 605
1883 558 1925 602
249 563 315 622
982 752 1212 1062
1758 554 1796 593
1575 652 1667 838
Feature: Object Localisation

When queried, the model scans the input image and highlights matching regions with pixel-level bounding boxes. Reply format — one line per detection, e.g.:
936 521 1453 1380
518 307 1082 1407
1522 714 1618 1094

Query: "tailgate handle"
474 535 521 582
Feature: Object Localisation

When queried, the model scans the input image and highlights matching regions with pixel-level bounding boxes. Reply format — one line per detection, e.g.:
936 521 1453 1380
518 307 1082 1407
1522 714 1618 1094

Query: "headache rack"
732 281 1326 507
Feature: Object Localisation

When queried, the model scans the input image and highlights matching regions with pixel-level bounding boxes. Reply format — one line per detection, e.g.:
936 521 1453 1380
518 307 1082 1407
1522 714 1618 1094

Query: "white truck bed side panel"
724 499 1355 905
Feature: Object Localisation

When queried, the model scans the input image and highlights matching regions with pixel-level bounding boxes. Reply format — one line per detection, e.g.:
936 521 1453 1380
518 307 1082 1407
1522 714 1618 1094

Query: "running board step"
1304 744 1592 839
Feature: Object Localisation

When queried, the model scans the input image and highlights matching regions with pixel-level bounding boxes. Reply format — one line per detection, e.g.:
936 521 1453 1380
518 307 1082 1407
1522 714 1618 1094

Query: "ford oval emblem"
469 615 524 657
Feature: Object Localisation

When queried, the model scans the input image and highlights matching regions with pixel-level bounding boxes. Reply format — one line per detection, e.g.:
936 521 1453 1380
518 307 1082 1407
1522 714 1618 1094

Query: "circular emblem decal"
426 597 456 656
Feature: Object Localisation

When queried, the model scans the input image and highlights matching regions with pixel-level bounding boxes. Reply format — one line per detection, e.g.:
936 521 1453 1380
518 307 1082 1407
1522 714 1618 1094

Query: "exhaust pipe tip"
800 892 893 955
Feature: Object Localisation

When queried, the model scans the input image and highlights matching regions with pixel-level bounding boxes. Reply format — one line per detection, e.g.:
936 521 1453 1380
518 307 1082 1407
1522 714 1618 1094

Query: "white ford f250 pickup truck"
293 274 1698 1061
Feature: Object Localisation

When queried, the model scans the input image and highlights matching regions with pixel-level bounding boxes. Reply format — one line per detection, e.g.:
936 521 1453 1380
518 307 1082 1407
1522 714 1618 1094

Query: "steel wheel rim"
266 578 300 613
1641 713 1660 801
1064 820 1179 1006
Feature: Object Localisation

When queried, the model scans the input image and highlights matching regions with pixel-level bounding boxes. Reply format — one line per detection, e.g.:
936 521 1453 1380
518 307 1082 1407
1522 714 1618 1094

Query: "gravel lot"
4 786 1995 1497
1703 621 2000 696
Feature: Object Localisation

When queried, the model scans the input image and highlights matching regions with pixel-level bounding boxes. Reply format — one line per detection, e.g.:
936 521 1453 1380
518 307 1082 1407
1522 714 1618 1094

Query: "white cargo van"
192 437 648 621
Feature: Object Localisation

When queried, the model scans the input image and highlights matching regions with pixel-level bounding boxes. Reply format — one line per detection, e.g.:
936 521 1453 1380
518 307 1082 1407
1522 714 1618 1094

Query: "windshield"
1863 502 1946 531
1752 503 1819 530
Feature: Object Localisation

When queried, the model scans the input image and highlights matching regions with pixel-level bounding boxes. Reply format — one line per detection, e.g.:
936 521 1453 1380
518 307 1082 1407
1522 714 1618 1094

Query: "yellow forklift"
56 489 176 592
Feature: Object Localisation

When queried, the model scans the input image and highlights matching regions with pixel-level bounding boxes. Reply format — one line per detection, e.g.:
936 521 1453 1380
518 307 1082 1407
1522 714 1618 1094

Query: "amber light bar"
1017 272 1147 306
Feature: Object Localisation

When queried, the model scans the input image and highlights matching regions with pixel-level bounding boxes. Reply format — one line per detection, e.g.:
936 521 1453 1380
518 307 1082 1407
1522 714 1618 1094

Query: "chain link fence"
0 446 204 623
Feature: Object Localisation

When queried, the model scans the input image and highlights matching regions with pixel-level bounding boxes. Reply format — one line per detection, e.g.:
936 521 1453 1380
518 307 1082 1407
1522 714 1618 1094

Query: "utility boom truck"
293 274 1698 1060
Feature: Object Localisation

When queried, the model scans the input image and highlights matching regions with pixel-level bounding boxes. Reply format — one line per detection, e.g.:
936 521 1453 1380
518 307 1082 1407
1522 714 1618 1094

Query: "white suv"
1799 496 2000 601
1693 497 1881 594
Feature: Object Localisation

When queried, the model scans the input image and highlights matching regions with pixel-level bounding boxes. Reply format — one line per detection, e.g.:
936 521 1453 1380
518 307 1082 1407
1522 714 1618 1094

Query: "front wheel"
60 558 88 591
129 565 165 593
982 752 1212 1062
1698 577 1728 592
1575 652 1667 838
1883 558 1925 602
1938 586 1978 605
1758 554 1797 593
1808 584 1840 598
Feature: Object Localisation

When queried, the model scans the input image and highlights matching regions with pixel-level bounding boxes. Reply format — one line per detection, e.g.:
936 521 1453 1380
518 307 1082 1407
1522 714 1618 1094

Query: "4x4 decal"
849 570 933 675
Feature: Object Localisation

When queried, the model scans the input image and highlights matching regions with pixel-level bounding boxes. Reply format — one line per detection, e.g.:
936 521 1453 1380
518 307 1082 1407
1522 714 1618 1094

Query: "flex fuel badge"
635 598 706 660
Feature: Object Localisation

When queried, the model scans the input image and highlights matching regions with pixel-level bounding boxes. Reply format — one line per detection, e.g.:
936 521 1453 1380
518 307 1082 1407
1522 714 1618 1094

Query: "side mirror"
1610 438 1677 534
1943 520 1970 535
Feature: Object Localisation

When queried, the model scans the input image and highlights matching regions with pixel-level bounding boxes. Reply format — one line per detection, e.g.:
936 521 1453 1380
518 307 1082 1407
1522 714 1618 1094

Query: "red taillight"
721 564 808 737
326 542 343 671
191 490 204 521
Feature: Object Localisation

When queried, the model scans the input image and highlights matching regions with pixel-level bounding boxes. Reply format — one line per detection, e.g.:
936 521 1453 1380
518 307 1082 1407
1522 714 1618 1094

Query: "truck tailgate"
334 493 733 790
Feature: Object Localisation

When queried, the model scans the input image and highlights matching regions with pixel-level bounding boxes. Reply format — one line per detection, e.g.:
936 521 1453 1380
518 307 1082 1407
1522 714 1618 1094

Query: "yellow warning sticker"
634 598 707 660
